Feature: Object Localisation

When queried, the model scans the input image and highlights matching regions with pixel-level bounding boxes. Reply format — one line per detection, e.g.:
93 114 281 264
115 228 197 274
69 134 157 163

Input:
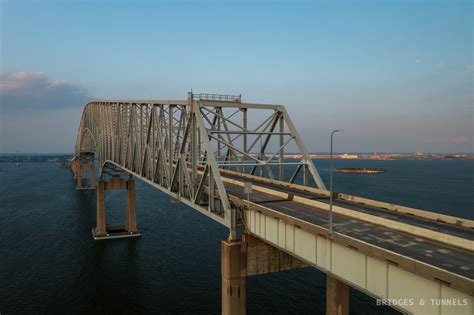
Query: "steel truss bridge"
71 93 473 315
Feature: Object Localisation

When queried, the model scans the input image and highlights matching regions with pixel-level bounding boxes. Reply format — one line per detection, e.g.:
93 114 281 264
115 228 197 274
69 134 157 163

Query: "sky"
0 0 472 153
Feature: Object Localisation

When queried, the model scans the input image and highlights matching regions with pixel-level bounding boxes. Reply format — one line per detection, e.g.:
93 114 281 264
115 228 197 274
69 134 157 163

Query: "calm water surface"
0 159 472 314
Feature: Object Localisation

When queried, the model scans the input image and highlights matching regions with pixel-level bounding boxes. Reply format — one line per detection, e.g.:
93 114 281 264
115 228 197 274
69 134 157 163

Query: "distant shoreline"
0 153 473 163
284 153 474 161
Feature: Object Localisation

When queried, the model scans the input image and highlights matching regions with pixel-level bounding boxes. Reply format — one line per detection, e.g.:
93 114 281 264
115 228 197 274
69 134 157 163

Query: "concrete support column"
82 160 87 179
326 275 349 315
90 162 96 188
76 160 82 188
221 239 246 315
95 180 107 236
72 159 77 178
126 179 138 233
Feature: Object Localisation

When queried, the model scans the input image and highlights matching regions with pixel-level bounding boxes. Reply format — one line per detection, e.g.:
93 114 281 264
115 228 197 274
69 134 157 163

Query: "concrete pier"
326 275 349 315
71 155 96 190
221 239 246 315
92 178 141 240
221 234 307 314
75 158 82 188
126 179 138 233
95 180 106 236
90 162 96 189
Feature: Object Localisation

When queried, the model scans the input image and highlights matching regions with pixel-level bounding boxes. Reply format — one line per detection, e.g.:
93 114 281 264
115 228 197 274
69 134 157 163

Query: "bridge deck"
222 172 473 240
222 177 474 280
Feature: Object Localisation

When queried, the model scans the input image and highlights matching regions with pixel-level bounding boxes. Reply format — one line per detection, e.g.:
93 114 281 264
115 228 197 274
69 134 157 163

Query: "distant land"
0 152 473 163
286 152 474 161
0 154 72 163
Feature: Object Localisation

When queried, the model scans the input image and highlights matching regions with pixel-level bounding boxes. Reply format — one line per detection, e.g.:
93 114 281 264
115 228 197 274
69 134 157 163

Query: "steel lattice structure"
74 93 325 238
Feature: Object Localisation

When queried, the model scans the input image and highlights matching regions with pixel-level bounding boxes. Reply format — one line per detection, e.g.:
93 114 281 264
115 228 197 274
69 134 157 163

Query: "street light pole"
329 129 342 236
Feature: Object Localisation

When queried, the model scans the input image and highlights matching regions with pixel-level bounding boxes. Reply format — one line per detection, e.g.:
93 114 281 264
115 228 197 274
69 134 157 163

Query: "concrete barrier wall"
222 176 474 251
337 193 474 229
219 168 474 229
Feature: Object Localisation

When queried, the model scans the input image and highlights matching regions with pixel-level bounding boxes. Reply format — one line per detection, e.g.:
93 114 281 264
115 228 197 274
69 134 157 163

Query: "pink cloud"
0 71 90 112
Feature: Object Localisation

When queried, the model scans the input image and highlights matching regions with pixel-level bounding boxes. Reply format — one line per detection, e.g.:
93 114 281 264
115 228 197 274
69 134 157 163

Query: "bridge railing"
192 93 241 102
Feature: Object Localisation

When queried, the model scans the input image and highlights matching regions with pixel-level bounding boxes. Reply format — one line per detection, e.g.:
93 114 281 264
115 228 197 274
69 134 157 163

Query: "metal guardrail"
192 93 241 102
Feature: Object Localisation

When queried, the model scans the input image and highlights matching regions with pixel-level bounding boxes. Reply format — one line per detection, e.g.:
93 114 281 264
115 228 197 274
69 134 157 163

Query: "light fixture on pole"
329 129 342 236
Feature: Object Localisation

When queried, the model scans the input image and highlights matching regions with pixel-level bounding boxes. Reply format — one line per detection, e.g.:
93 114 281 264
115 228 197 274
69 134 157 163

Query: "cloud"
0 71 91 113
0 71 94 152
464 65 474 73
415 59 422 64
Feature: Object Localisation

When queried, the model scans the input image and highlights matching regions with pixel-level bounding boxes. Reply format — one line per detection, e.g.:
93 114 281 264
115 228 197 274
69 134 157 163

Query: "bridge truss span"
74 93 325 238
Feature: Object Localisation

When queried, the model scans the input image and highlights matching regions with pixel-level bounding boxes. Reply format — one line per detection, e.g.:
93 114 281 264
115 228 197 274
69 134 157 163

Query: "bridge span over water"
71 93 473 314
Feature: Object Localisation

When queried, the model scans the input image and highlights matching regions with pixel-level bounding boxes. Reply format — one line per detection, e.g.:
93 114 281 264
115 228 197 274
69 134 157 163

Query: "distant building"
340 153 358 159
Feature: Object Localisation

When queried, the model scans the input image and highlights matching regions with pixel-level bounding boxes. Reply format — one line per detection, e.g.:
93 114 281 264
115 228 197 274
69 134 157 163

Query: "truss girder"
74 96 326 237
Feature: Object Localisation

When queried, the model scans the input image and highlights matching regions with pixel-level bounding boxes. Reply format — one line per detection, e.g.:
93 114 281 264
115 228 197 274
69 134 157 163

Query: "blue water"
0 160 472 314
311 159 474 220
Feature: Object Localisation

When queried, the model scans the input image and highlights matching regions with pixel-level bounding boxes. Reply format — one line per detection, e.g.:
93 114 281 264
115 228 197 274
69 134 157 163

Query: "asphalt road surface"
222 178 474 280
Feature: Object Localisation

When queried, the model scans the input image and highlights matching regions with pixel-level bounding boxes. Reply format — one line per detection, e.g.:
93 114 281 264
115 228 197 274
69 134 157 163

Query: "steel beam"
73 93 327 237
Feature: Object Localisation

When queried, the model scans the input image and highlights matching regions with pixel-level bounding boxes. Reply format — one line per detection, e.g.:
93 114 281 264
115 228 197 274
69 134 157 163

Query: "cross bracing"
75 93 325 238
